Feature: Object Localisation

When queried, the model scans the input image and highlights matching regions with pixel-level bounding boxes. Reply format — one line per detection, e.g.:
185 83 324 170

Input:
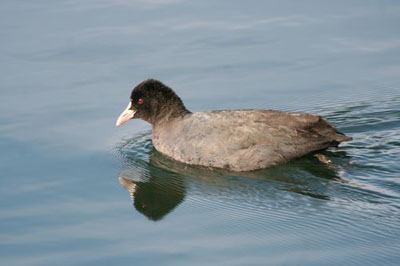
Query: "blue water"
1 1 400 265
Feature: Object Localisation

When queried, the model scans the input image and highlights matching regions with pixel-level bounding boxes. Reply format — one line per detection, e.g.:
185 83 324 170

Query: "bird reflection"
118 134 348 221
119 167 185 221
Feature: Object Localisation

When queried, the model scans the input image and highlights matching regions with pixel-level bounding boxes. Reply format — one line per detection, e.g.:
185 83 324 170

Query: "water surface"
1 1 400 265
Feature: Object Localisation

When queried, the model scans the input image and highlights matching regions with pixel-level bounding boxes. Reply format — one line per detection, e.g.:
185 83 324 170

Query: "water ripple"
114 92 400 265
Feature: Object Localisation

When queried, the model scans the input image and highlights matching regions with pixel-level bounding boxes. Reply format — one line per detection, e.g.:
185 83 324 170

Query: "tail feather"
314 116 352 144
334 130 353 142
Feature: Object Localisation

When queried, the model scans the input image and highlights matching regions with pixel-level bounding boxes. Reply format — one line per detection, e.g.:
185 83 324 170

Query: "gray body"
152 109 351 172
117 80 352 171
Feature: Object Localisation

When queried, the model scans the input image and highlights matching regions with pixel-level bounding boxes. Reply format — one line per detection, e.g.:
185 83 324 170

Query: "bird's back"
152 109 351 171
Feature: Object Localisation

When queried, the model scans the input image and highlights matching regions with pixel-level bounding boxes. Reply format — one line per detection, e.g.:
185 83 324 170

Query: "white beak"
116 102 136 126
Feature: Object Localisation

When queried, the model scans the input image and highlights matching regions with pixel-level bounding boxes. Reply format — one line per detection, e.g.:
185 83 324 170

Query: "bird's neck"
150 105 191 126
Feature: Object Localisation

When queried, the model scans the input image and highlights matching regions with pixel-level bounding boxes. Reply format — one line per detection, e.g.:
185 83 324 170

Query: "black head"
116 79 190 126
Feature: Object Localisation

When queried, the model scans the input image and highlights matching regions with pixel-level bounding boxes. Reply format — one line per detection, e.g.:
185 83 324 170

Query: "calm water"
1 1 400 265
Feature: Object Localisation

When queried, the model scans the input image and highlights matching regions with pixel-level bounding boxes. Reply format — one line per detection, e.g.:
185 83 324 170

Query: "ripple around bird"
116 91 400 256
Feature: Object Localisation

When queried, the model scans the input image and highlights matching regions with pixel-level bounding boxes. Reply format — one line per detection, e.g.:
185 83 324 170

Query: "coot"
116 79 351 171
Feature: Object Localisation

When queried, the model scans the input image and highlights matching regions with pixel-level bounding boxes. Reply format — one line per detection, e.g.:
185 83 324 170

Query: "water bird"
116 79 352 171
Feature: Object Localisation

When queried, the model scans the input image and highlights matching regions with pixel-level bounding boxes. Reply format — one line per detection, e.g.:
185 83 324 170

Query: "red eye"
138 98 144 105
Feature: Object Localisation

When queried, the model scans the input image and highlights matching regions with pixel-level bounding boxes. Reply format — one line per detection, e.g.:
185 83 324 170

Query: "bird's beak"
116 102 136 126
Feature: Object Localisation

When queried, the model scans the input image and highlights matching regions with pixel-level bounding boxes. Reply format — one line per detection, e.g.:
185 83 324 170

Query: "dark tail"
335 130 352 141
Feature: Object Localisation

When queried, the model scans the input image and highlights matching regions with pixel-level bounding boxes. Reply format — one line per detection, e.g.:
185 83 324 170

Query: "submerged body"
116 79 352 172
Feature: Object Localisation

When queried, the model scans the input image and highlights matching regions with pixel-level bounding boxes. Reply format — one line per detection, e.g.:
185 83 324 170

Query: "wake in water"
115 94 400 222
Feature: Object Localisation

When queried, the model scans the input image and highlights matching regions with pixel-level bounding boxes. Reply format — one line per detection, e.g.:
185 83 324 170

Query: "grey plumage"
117 80 352 172
153 109 351 171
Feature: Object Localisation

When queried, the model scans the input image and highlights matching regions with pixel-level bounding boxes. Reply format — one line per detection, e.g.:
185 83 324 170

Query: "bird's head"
116 79 190 126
